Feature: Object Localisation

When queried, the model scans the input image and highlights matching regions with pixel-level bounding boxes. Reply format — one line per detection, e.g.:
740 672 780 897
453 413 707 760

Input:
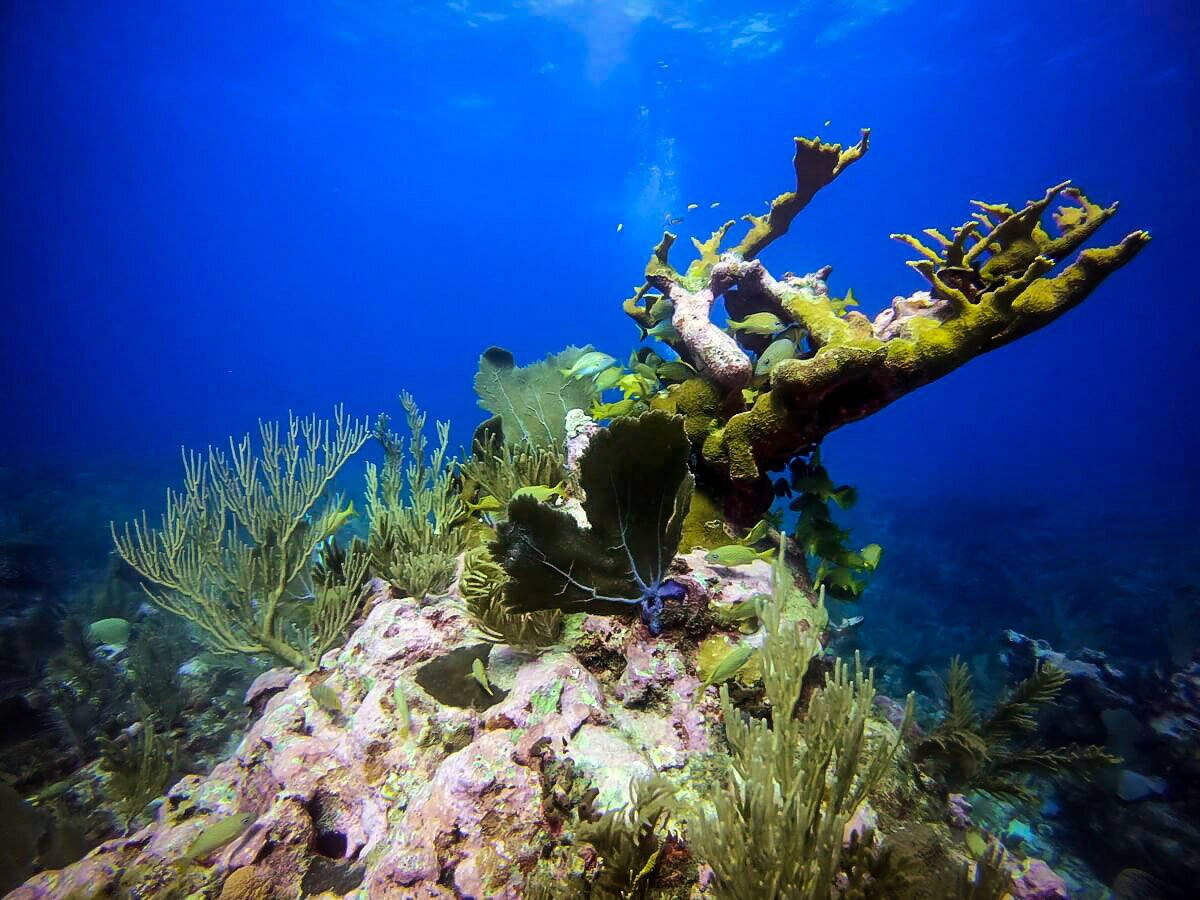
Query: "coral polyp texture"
628 131 1149 520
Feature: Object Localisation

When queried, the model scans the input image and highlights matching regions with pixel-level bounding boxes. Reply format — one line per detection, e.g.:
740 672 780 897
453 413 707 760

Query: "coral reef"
112 406 370 670
5 125 1153 896
366 391 467 601
915 656 1118 802
10 533 1084 900
473 346 600 449
627 132 1149 521
493 411 694 635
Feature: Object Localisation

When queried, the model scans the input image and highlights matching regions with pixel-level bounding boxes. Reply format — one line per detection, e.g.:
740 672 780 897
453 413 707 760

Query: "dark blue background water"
3 1 1198 663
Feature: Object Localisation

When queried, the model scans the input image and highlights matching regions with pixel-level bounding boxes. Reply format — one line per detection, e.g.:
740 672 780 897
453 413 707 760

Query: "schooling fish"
647 296 674 322
656 360 695 382
618 373 656 399
593 366 625 392
465 494 502 515
591 397 638 420
512 481 567 503
616 223 623 232
665 215 685 226
705 545 775 567
741 519 771 546
686 203 699 211
561 351 617 381
640 319 680 341
728 312 785 337
709 201 720 208
754 337 797 376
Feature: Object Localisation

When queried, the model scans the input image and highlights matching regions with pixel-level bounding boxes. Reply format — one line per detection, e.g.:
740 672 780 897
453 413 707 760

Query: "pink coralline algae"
8 574 727 898
10 560 1077 898
1007 857 1071 900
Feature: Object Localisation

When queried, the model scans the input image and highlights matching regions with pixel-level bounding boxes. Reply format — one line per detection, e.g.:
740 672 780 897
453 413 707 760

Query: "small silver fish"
831 615 865 633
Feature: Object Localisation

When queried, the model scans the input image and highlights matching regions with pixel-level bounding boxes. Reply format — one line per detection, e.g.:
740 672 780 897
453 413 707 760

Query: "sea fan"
491 411 693 634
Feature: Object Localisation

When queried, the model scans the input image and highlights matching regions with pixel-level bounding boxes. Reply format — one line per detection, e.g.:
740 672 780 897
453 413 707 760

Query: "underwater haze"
2 0 1199 896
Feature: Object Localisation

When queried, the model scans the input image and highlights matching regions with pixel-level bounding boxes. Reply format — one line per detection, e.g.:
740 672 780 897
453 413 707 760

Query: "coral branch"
733 128 871 260
629 133 1150 521
625 132 872 395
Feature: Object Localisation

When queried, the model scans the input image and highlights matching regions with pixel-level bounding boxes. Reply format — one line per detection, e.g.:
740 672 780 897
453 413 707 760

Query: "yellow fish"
705 545 775 567
329 497 357 531
512 481 567 502
469 657 493 695
710 598 760 626
616 222 623 232
618 372 656 398
464 494 502 514
310 682 342 715
648 296 673 322
88 617 131 647
686 203 698 211
591 397 638 419
728 312 785 336
860 543 883 569
656 360 694 382
702 643 756 689
742 519 770 545
593 366 625 392
393 683 411 740
183 812 255 862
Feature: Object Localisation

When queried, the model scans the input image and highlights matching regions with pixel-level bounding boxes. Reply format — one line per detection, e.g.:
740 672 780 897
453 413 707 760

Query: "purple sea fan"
492 411 694 635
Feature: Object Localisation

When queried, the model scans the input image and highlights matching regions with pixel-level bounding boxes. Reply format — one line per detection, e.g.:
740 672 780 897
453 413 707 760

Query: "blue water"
2 1 1199 892
4 0 1197 497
